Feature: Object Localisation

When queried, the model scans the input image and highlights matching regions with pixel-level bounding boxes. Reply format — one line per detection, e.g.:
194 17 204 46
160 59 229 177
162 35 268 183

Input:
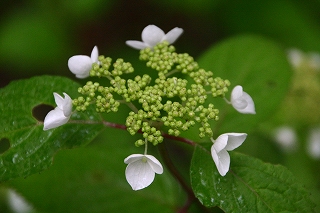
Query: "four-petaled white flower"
124 154 163 190
43 92 72 130
68 46 99 78
211 133 247 176
230 85 256 114
126 25 183 50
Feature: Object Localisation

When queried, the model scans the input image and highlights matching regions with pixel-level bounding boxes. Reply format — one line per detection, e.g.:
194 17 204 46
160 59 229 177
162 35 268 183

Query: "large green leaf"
196 35 292 135
190 145 315 212
6 129 185 213
0 76 104 181
218 0 320 51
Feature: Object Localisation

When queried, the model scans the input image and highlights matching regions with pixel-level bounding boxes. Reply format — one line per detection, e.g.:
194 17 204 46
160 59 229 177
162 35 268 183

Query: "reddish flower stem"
102 120 197 146
69 119 198 146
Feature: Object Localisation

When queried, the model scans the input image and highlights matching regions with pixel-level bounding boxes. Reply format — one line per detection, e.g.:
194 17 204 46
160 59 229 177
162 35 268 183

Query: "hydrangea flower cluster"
43 25 255 190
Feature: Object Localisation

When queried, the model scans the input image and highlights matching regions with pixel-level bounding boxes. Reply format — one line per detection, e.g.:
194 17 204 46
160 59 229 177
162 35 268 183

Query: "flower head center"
141 156 148 163
233 99 248 109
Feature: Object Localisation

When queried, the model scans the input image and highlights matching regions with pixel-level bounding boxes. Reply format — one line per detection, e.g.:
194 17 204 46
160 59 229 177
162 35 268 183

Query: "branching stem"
165 69 180 77
69 119 198 146
158 142 195 212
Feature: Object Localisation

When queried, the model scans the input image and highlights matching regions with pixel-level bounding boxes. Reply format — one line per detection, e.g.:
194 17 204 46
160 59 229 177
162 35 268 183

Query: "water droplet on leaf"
12 153 20 164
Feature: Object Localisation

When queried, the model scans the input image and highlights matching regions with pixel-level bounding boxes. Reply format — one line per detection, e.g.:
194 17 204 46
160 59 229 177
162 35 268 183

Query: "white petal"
125 40 149 50
232 97 248 109
287 49 303 68
68 55 92 78
141 25 165 47
274 126 297 152
240 92 256 114
212 134 228 153
43 107 70 130
231 85 247 109
162 27 183 44
210 145 219 168
145 155 163 174
53 93 72 117
309 52 320 70
224 133 247 151
307 128 320 159
7 189 33 213
90 46 99 63
211 146 230 176
125 159 155 190
61 93 72 117
53 92 64 110
75 73 91 79
124 154 144 164
231 85 243 100
231 85 256 114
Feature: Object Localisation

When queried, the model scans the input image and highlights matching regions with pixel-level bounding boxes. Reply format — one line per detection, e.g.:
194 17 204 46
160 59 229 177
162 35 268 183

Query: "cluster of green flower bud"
189 70 230 97
196 104 219 138
140 42 177 74
140 42 230 97
176 53 199 74
73 81 120 113
135 42 231 139
126 113 164 146
210 77 231 97
140 42 199 77
90 57 134 78
74 41 231 146
161 100 195 136
125 75 151 102
155 77 188 99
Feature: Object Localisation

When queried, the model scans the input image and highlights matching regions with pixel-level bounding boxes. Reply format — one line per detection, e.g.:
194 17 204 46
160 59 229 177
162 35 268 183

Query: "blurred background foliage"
1 0 320 212
2 0 320 87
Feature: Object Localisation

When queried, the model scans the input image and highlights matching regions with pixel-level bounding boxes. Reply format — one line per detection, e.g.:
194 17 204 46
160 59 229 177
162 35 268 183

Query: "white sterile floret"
308 52 320 70
126 25 183 50
273 126 297 153
211 133 247 176
307 127 320 159
287 48 320 70
68 46 99 78
7 189 33 213
231 85 256 114
43 92 72 130
124 154 163 190
287 49 304 69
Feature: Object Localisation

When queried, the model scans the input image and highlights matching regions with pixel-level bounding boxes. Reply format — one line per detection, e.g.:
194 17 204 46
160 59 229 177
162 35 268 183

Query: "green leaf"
6 129 184 213
0 76 104 181
190 145 315 212
218 0 320 51
197 35 292 135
